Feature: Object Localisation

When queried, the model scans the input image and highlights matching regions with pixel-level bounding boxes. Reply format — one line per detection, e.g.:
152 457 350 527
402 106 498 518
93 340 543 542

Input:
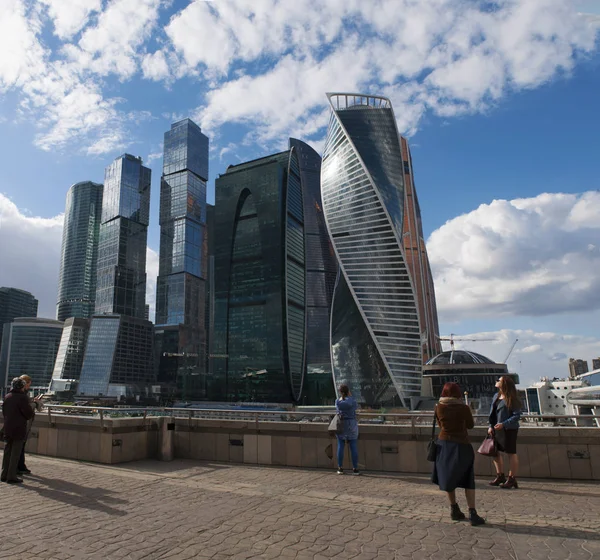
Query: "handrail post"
99 410 104 430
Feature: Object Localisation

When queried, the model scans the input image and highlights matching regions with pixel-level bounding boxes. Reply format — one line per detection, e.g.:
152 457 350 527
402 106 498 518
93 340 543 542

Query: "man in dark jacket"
17 374 43 475
1 378 35 483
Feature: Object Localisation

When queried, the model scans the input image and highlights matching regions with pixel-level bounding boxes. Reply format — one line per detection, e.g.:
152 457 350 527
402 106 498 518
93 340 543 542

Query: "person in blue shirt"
335 384 359 475
488 376 522 489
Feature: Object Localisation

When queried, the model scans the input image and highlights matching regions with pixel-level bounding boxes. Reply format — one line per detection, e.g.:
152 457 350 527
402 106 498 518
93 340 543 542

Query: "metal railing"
38 405 600 428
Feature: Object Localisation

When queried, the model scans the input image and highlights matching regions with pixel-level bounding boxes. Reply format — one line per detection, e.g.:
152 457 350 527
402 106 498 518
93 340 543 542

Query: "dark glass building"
321 93 423 408
155 119 209 399
0 317 63 391
78 314 155 398
0 287 38 353
211 142 317 403
95 154 150 319
289 139 337 405
50 318 90 391
56 181 103 321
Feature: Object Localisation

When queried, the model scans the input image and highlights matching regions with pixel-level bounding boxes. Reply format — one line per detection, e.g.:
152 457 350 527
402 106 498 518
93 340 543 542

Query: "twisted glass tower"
56 181 103 321
321 93 422 407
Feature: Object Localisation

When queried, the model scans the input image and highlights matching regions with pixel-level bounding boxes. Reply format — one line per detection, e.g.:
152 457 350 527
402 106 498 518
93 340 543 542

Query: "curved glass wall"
321 93 422 407
211 145 311 403
57 181 103 321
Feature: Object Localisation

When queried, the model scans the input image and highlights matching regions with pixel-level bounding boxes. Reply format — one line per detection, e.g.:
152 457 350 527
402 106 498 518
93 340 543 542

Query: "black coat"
2 390 35 440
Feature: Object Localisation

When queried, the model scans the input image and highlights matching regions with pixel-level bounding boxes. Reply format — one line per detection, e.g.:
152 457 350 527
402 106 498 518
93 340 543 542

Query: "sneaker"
469 509 486 526
18 468 31 475
6 478 23 484
501 476 519 489
352 469 361 476
489 473 506 486
337 467 344 475
450 503 466 521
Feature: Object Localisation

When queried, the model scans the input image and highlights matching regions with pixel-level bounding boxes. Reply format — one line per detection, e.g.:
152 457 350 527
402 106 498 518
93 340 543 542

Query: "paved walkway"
0 456 599 560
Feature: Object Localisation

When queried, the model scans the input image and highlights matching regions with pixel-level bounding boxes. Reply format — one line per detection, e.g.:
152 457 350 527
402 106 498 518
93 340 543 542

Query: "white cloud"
40 0 102 40
1 0 599 155
0 193 63 319
162 0 599 145
0 0 46 91
447 329 600 385
142 50 170 81
428 191 600 320
67 0 162 79
0 193 160 322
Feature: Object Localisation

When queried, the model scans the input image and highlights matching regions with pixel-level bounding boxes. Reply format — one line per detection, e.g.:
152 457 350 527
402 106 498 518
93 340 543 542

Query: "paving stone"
0 456 598 560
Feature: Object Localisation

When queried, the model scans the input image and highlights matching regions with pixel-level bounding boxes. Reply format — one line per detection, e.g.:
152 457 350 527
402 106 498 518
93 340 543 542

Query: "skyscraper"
78 155 155 398
50 318 90 384
210 142 315 403
569 358 589 379
289 139 337 404
399 138 442 364
154 119 209 396
0 318 63 390
77 314 155 397
321 93 426 408
56 181 103 321
95 154 150 318
0 287 38 354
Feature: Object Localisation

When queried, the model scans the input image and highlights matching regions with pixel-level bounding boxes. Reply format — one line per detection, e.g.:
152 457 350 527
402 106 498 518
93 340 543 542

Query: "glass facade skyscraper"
321 93 424 407
77 314 155 397
95 154 150 319
399 137 442 364
77 154 155 398
50 318 90 388
0 287 38 352
56 181 103 321
0 318 63 390
155 120 209 396
210 145 312 403
288 139 337 405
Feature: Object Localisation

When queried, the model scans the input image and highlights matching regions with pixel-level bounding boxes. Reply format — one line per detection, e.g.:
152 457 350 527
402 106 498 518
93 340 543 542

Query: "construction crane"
503 338 519 363
436 333 497 351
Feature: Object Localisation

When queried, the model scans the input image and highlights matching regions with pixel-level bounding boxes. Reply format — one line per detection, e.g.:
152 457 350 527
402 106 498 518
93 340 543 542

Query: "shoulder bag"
426 406 438 462
328 412 343 437
477 431 498 457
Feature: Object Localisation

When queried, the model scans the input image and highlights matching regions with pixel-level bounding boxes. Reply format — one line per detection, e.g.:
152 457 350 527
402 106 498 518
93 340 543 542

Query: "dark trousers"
1 438 25 481
17 439 27 470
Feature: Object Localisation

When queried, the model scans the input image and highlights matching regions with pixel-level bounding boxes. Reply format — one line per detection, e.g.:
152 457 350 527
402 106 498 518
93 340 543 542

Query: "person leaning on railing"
488 375 522 489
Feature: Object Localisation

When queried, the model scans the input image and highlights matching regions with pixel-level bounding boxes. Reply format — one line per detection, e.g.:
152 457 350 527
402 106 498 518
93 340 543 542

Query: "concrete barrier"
1 413 599 479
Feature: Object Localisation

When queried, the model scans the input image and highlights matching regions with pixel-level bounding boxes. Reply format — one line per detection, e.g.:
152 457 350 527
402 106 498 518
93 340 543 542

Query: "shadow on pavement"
20 475 128 516
502 522 600 541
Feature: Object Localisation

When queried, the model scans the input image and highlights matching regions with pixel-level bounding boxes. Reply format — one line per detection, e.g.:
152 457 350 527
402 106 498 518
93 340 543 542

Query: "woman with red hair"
431 382 485 526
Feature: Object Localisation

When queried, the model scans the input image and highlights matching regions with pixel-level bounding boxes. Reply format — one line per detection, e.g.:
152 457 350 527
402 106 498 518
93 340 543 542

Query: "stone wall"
1 413 599 480
0 413 158 464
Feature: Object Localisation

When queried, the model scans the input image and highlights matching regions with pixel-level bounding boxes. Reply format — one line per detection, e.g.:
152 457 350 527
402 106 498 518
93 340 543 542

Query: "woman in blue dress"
335 384 360 475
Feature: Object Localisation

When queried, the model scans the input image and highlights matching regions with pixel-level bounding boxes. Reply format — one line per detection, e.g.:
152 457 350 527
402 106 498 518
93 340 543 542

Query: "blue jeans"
337 437 358 469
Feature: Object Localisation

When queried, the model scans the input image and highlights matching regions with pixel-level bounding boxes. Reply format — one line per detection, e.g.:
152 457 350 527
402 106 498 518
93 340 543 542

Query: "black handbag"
328 413 343 437
426 406 438 462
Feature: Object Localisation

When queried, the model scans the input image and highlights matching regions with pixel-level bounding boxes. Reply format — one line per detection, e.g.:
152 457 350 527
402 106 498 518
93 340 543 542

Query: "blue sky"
1 0 599 385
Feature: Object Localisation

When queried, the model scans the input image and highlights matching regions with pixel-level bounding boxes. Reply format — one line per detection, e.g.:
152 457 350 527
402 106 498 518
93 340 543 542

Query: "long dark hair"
499 376 521 410
339 384 350 399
